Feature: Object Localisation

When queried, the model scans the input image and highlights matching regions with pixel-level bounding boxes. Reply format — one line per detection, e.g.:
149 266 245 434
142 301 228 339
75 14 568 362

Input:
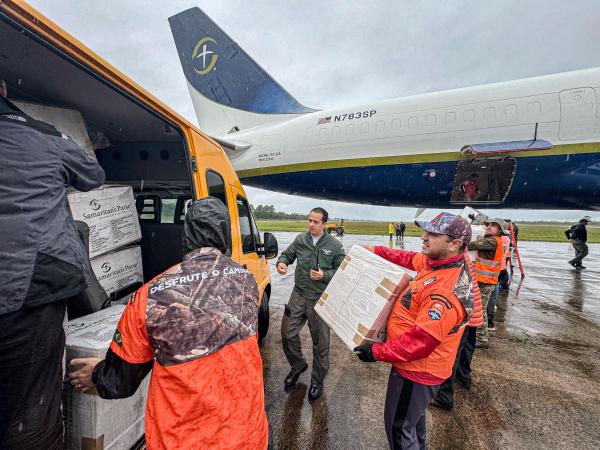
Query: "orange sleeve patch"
109 289 153 364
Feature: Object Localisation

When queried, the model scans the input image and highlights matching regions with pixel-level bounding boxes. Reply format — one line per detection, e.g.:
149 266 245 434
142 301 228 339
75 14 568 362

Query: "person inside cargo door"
354 213 476 450
276 207 345 401
67 197 269 450
0 94 105 449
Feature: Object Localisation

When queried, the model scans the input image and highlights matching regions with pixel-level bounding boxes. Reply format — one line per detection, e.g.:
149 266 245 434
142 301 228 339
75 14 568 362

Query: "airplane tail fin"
169 8 315 135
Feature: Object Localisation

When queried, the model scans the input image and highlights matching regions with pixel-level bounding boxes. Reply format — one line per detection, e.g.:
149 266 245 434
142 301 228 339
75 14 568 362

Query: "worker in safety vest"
67 198 269 450
469 218 508 349
355 213 475 449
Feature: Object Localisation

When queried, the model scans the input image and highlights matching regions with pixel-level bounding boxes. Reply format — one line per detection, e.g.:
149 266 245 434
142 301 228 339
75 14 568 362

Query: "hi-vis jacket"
371 248 479 383
470 236 504 284
93 246 268 450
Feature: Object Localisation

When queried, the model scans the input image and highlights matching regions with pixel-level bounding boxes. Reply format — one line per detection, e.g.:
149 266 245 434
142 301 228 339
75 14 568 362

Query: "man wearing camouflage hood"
68 197 269 450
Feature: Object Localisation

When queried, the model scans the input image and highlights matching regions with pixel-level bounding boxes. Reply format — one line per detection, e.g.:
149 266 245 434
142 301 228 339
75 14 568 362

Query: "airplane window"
360 122 369 133
319 128 328 139
426 114 436 126
484 107 496 119
345 124 355 135
333 126 342 137
505 104 518 116
391 118 401 130
527 101 541 114
236 196 256 254
463 109 475 122
206 169 228 207
375 120 385 132
408 116 418 128
445 112 456 123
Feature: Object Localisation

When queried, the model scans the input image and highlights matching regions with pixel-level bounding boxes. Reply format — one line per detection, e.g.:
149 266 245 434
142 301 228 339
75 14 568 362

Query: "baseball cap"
580 216 592 223
415 212 472 243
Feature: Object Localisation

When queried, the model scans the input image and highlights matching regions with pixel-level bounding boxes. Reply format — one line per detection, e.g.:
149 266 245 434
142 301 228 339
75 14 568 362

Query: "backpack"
564 227 573 240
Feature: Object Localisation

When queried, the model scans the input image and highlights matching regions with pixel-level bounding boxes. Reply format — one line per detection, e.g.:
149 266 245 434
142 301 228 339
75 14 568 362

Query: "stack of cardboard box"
64 306 150 450
68 185 143 297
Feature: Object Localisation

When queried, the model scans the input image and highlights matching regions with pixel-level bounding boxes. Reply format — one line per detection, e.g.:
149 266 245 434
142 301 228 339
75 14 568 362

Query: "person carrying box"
354 212 475 450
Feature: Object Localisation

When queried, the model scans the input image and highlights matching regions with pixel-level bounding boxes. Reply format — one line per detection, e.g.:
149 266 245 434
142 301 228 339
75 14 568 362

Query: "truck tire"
258 291 270 344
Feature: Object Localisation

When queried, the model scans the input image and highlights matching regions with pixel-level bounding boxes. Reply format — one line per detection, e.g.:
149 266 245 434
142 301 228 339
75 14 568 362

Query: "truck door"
229 186 262 279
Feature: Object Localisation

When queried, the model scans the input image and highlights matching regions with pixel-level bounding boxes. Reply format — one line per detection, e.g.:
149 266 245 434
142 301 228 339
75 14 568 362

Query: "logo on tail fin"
192 37 218 75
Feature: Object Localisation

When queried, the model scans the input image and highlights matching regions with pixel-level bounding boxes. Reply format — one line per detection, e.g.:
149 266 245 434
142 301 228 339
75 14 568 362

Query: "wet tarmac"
260 232 600 450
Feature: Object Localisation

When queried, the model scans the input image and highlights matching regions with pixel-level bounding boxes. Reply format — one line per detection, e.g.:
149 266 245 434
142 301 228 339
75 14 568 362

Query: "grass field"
256 220 600 243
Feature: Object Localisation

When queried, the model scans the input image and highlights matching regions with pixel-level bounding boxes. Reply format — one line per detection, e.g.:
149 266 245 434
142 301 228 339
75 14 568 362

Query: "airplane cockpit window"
450 158 517 204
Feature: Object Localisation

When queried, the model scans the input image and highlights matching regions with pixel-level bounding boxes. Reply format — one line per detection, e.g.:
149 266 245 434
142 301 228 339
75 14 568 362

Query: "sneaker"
488 322 496 331
568 261 578 268
579 265 586 269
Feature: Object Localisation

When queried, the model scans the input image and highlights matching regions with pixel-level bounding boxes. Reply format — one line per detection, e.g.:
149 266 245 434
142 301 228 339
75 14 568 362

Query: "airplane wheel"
335 227 344 236
258 291 269 345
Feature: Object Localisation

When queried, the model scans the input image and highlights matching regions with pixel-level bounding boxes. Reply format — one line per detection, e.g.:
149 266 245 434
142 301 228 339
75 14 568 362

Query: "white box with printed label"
68 185 141 258
89 246 143 296
315 245 410 351
64 306 150 450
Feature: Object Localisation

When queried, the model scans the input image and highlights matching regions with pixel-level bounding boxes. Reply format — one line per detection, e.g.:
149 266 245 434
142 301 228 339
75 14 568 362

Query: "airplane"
169 7 600 210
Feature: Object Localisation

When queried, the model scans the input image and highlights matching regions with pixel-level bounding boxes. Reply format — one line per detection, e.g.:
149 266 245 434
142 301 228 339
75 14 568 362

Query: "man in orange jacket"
354 212 476 450
68 198 269 450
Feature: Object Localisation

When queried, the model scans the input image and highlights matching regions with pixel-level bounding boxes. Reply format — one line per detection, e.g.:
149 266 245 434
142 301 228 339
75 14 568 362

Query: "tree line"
250 204 306 220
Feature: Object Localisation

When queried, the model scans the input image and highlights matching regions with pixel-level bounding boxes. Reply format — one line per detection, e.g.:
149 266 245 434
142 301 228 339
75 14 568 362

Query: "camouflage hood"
182 197 232 256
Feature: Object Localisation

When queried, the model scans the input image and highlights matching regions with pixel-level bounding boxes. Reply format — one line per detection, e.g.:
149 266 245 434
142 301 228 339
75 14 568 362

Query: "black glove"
353 343 376 362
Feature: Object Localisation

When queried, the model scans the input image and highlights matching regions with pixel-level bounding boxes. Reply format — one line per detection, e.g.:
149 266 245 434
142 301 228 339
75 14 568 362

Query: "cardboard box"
12 100 96 159
315 245 410 351
90 246 143 296
68 185 141 258
64 306 149 450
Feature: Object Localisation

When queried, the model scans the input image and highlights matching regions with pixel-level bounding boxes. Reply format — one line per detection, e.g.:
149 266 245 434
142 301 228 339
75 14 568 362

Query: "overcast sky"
27 0 600 222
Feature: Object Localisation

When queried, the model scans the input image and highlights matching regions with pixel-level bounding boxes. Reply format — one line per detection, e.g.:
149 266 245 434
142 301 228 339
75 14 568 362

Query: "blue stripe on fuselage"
240 153 600 209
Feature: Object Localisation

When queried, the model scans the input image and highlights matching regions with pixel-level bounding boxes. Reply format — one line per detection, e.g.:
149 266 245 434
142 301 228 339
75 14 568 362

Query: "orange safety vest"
474 236 504 284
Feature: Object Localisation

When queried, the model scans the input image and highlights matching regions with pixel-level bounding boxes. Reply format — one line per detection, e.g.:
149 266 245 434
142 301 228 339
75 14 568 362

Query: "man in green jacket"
277 207 345 400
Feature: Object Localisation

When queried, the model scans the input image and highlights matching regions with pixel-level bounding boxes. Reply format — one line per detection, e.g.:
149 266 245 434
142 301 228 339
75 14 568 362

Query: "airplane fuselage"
225 68 600 209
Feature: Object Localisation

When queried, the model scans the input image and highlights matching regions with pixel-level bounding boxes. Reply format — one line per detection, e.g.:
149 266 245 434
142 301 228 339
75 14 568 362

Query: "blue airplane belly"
241 153 600 209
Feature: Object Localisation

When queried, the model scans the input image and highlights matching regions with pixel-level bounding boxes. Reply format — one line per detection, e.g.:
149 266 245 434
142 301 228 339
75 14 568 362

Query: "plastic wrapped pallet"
68 185 142 258
64 305 149 450
12 100 96 159
315 245 410 351
90 246 143 296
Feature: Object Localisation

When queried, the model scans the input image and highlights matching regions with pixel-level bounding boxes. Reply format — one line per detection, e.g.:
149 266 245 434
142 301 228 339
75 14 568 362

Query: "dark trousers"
0 300 66 450
434 326 476 408
281 288 330 386
384 368 439 450
570 241 589 267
